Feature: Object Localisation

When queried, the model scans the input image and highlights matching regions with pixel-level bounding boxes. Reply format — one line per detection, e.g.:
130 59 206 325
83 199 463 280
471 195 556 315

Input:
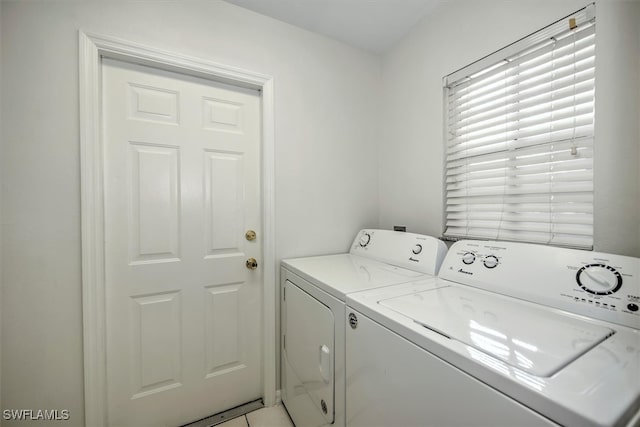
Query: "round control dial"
359 232 371 247
462 252 476 265
412 244 423 255
483 255 499 269
576 264 622 295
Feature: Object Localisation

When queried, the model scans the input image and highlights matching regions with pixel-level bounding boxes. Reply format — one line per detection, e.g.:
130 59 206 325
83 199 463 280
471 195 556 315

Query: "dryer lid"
379 285 615 377
283 254 424 300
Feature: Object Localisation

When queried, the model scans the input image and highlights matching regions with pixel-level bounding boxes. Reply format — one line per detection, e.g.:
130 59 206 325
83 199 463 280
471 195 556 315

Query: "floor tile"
218 416 249 427
246 405 294 427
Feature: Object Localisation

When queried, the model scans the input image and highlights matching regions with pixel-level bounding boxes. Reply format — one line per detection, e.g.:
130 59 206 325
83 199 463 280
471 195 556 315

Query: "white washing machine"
280 229 448 427
346 240 640 427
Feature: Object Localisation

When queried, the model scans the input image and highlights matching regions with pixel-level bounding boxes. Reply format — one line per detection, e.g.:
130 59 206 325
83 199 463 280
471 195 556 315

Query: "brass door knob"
245 230 257 241
246 258 258 270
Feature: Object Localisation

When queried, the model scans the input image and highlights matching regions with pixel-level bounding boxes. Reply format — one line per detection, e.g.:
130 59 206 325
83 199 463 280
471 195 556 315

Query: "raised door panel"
129 143 180 264
203 97 244 134
204 151 244 258
204 283 246 377
128 83 180 125
130 291 182 398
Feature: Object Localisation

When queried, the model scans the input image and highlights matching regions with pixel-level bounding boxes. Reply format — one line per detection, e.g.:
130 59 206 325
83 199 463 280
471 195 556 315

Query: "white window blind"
443 5 596 249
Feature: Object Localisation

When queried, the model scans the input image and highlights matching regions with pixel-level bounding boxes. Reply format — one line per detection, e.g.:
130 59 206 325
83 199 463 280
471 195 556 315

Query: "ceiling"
224 0 441 54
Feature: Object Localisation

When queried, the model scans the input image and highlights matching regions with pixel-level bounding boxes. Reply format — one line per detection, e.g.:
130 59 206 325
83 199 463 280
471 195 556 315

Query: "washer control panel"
350 229 448 276
439 240 640 329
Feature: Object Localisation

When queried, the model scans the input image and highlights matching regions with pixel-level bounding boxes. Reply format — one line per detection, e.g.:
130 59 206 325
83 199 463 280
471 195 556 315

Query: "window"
443 5 596 249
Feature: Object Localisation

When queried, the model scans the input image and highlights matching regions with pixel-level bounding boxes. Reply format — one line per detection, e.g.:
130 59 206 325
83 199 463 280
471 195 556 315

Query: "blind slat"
446 192 593 205
450 35 595 103
446 212 593 224
447 182 593 198
449 88 594 136
445 220 593 235
449 76 594 123
444 227 593 248
450 65 594 117
446 158 593 182
447 202 594 214
446 139 593 171
448 106 593 153
446 170 593 191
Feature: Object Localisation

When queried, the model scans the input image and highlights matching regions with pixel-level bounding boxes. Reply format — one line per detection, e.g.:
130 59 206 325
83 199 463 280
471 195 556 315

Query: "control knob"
359 232 371 248
412 244 423 255
462 252 476 265
576 264 622 295
483 255 499 269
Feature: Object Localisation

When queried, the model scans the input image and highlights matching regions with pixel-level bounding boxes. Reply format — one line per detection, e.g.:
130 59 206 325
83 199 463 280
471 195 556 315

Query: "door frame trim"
79 31 277 427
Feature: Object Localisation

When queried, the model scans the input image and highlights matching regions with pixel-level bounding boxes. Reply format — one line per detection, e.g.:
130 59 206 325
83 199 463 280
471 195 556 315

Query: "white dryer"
346 240 640 427
280 229 447 427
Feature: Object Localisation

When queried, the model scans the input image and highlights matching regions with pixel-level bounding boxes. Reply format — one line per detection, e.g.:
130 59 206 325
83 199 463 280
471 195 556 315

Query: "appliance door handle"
319 344 331 384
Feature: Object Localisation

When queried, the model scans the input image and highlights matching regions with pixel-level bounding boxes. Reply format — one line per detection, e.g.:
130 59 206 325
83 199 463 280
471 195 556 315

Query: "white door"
102 58 262 427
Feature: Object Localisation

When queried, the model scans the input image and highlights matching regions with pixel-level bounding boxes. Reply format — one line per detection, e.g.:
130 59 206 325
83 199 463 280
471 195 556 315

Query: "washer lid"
379 285 615 377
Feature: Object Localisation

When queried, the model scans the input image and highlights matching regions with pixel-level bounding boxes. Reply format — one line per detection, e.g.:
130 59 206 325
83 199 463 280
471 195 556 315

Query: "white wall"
592 0 640 257
379 0 640 257
0 1 380 424
0 0 3 421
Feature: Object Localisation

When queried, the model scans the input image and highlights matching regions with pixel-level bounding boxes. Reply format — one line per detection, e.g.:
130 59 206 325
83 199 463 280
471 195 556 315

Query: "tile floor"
218 404 294 427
